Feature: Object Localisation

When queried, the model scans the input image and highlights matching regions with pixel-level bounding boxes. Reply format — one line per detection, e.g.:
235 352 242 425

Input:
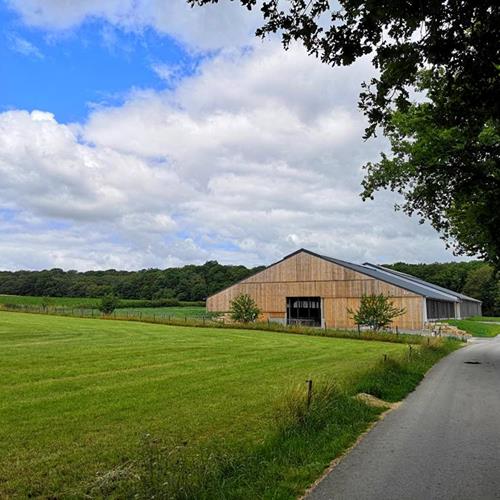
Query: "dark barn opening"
426 299 456 320
286 297 322 326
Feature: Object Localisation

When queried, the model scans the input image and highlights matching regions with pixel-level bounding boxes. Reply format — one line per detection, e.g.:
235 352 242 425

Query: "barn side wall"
460 300 482 318
207 252 424 330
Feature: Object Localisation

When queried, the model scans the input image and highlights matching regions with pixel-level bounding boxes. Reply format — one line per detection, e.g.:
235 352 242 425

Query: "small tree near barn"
229 294 261 323
348 294 405 331
99 294 119 316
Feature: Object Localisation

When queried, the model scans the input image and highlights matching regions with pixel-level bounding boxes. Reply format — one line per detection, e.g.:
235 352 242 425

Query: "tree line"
386 261 499 316
0 259 498 315
0 261 264 302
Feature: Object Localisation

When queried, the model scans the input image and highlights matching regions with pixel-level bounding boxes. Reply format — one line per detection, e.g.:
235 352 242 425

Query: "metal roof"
208 248 481 303
317 253 461 302
362 263 481 303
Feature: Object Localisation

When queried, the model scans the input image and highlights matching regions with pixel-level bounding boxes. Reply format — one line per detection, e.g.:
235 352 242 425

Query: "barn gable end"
207 249 425 330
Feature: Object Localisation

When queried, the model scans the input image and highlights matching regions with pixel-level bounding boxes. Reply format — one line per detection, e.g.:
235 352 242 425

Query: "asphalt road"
307 336 500 500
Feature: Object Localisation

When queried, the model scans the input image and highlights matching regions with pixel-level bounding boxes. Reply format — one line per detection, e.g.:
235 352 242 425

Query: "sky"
0 0 465 271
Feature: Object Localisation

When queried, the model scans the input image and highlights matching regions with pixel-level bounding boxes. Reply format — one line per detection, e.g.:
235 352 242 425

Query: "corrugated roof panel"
363 263 481 303
319 254 459 302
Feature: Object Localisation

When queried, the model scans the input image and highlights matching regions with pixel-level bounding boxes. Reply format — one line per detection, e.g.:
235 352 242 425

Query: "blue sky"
0 0 464 270
0 3 199 123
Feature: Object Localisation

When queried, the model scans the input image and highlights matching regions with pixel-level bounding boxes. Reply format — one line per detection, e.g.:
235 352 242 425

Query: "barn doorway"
286 297 322 327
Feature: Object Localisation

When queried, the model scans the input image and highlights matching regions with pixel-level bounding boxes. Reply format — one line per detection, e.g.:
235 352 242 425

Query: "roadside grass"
0 311 409 498
99 384 382 499
445 319 500 337
355 339 459 401
469 316 500 323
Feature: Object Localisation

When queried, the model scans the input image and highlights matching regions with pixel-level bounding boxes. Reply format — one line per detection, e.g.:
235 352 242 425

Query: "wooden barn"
207 249 482 330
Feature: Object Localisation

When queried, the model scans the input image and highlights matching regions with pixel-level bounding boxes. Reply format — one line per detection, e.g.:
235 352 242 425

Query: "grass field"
0 294 103 307
446 318 500 337
0 311 411 498
470 316 500 323
117 305 209 319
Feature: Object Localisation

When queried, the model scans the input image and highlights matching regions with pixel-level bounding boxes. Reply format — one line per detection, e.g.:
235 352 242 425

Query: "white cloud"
0 42 461 270
6 0 261 52
7 32 44 58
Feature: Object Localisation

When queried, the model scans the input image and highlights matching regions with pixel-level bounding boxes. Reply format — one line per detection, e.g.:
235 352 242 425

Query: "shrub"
348 293 405 331
229 294 261 323
99 295 119 315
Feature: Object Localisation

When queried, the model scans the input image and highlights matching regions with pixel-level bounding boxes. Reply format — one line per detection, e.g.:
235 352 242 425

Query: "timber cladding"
207 250 424 330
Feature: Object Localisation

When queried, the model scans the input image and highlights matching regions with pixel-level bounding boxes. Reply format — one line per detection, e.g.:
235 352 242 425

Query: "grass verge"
445 319 500 337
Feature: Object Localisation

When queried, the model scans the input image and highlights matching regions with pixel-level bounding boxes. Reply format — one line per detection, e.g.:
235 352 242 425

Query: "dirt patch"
355 392 398 409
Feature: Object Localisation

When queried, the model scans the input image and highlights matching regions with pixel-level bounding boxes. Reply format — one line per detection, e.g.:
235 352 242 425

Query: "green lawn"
117 305 209 319
0 294 103 307
469 316 500 323
0 311 407 498
446 319 500 337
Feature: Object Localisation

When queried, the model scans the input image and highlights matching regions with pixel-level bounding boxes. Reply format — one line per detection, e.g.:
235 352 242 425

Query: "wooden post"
396 326 399 335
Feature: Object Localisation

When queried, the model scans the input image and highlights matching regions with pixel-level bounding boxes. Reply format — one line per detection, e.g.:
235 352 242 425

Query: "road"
307 336 500 500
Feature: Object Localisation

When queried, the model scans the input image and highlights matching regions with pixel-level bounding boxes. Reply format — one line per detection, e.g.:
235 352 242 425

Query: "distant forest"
0 259 498 315
0 261 265 302
386 261 499 316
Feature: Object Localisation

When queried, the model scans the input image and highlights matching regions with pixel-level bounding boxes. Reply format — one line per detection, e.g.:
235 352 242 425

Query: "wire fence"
0 303 456 345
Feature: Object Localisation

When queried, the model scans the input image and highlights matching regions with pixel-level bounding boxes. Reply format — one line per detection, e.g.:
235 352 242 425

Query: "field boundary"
0 304 457 346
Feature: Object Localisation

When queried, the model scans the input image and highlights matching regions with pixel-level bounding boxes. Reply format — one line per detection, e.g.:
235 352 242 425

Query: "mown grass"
446 319 500 337
0 294 204 310
117 306 210 319
0 294 104 307
96 339 460 499
0 311 411 498
469 316 500 323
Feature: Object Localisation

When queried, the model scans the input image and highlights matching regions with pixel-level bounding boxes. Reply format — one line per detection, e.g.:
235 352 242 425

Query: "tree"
189 0 500 265
348 294 405 331
99 295 119 315
229 293 261 323
462 264 500 316
40 296 53 311
362 74 500 266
